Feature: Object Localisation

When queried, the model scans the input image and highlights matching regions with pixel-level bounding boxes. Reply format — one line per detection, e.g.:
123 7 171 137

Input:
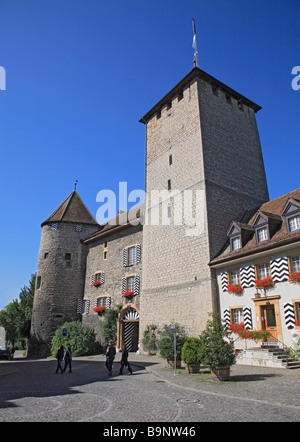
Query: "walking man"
63 345 72 373
105 342 116 376
119 344 133 375
55 345 64 374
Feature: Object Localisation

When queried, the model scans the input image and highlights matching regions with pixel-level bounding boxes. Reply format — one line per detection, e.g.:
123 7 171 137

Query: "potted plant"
93 280 101 287
289 272 300 283
181 337 201 373
158 323 187 368
198 314 236 381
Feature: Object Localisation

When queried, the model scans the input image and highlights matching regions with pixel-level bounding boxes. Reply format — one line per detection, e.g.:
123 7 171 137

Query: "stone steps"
236 347 300 369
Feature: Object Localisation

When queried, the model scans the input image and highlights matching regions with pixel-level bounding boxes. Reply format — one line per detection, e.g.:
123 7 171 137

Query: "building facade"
210 189 300 347
29 66 295 358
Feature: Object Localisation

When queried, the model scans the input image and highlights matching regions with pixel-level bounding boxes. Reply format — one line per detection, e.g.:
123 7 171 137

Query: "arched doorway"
118 307 140 352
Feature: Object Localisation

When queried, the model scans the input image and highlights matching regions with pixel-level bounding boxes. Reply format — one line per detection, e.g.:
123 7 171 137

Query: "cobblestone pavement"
0 353 299 422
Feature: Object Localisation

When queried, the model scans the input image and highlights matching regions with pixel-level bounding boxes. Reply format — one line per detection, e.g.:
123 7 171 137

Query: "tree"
142 324 158 355
0 274 35 346
198 314 236 370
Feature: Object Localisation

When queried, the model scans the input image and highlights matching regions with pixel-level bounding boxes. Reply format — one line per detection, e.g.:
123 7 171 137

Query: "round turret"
28 190 100 358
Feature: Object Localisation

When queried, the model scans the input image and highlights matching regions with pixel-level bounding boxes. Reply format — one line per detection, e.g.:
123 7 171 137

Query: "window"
238 100 244 111
257 227 268 242
291 256 300 272
230 270 240 285
156 110 161 120
128 246 136 266
225 93 232 104
95 272 102 282
103 241 108 260
178 90 183 101
288 215 300 233
295 302 300 322
167 179 171 190
36 276 41 290
126 276 135 291
44 252 49 259
211 84 218 96
75 224 83 232
65 253 71 261
231 308 243 324
169 154 172 165
51 223 58 231
95 296 108 307
231 236 241 251
257 263 271 279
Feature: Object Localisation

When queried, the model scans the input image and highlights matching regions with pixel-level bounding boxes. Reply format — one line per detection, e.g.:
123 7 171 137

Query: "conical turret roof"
41 190 99 227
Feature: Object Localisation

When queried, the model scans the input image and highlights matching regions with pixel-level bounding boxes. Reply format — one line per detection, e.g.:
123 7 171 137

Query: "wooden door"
261 305 277 340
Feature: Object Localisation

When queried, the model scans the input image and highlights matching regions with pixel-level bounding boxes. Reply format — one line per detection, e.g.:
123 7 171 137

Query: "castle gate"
117 307 140 352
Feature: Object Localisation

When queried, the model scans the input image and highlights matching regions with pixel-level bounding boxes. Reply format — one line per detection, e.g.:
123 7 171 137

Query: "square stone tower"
139 67 269 338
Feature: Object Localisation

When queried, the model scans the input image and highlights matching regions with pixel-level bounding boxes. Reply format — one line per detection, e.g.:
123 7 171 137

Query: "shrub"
198 314 236 370
99 305 122 346
142 324 158 354
51 321 96 357
181 337 201 364
158 323 187 361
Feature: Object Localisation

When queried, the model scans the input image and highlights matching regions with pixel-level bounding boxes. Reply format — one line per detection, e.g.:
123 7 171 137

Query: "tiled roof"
82 203 144 244
41 191 99 227
210 188 300 264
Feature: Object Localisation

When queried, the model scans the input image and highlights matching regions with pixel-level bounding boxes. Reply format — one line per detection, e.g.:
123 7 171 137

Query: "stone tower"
28 190 100 358
139 67 269 338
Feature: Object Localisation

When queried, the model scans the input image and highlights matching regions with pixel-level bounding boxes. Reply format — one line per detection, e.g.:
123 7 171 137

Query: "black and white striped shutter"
105 296 111 309
270 257 289 282
284 303 295 329
94 297 98 308
91 274 95 286
77 299 83 314
223 308 230 325
84 300 90 314
240 265 255 288
100 272 105 284
243 307 252 329
122 248 127 267
134 275 140 296
121 277 126 296
135 244 141 264
221 272 228 292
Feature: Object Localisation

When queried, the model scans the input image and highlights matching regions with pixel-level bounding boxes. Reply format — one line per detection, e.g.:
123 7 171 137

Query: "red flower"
123 290 134 297
295 320 300 327
93 306 106 313
227 283 243 294
289 272 300 283
93 280 101 287
255 276 274 289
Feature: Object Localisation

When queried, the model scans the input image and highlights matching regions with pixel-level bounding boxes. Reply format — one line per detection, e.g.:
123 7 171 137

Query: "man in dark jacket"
63 345 72 373
55 345 64 374
105 342 116 375
119 344 133 375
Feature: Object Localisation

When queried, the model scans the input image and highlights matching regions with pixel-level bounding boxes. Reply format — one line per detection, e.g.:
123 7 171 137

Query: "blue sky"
0 0 299 309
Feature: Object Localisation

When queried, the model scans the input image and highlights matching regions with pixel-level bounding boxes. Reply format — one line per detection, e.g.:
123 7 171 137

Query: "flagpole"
192 19 198 68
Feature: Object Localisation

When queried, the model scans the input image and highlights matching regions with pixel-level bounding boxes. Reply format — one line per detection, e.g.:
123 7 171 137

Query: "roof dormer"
281 198 300 234
227 221 254 251
252 211 282 243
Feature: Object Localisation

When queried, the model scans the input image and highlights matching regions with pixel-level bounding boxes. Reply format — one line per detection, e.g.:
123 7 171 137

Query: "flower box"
229 322 271 341
255 276 274 289
289 272 300 283
93 306 106 315
123 290 134 298
92 280 101 287
227 283 243 294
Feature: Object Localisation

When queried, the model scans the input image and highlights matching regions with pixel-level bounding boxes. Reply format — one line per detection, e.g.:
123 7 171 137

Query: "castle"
28 66 299 358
